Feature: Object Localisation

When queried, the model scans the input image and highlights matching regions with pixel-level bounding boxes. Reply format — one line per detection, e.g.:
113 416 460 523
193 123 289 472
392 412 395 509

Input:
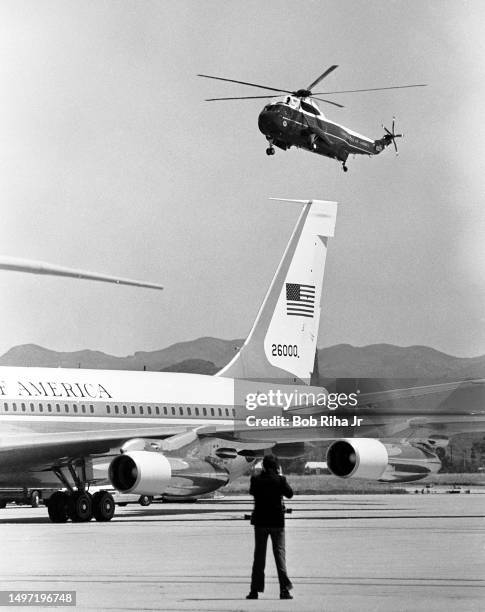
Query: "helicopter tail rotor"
382 117 403 155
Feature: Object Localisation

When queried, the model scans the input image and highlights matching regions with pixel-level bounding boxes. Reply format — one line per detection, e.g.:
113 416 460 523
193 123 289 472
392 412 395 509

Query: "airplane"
198 66 427 171
0 198 483 523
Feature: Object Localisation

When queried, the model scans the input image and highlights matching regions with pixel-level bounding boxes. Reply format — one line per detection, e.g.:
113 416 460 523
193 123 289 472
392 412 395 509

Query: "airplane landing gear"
48 460 115 523
47 491 71 523
266 146 275 156
70 491 93 522
92 490 116 522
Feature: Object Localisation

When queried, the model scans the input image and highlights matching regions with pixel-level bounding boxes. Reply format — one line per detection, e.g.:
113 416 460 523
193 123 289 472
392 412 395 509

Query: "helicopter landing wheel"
342 164 348 172
266 147 275 156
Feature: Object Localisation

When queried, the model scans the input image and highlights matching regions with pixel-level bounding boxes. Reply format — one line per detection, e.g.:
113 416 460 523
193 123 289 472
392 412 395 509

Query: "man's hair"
262 454 280 473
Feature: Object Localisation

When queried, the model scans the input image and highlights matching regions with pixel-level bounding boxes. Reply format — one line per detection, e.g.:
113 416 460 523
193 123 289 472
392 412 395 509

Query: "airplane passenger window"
187 407 191 416
30 404 34 412
218 408 222 417
139 406 144 415
65 405 69 413
171 407 175 415
56 404 60 412
203 407 207 416
39 404 43 412
163 407 167 415
195 407 199 416
107 406 111 414
48 404 52 412
123 406 127 415
179 407 183 415
115 406 119 414
155 406 160 415
81 405 86 413
210 408 215 417
73 405 78 413
89 405 94 413
3 402 7 411
147 406 152 415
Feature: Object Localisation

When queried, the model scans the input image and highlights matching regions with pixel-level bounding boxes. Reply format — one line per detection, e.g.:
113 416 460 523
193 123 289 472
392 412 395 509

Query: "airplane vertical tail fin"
217 199 337 384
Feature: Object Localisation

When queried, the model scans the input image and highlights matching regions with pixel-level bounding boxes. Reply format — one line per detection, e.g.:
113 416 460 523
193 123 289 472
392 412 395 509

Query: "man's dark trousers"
250 526 293 593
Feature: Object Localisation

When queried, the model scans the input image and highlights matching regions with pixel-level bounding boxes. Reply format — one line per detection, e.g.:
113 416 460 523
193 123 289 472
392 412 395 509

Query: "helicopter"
198 66 426 171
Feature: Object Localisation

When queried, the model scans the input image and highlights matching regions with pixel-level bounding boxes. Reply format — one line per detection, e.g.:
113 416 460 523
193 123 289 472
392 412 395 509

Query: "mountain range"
1 338 483 389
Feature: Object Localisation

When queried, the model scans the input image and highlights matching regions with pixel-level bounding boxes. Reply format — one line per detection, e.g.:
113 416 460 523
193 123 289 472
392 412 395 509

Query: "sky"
1 0 484 358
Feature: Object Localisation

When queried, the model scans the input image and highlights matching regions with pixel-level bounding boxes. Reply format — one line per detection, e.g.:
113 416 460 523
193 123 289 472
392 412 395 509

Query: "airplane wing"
0 425 191 471
355 379 485 437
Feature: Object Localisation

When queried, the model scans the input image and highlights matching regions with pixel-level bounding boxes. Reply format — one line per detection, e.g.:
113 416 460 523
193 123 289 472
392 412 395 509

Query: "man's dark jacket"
250 470 293 528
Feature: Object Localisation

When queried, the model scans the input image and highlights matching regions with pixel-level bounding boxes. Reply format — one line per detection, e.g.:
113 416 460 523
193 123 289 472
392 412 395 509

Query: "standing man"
246 454 294 600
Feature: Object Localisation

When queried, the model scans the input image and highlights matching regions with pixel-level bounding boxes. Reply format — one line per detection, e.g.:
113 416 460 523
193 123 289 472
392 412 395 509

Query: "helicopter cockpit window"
300 101 319 115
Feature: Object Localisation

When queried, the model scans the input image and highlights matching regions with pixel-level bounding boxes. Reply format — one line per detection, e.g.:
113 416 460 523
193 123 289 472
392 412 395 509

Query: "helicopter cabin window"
300 101 319 115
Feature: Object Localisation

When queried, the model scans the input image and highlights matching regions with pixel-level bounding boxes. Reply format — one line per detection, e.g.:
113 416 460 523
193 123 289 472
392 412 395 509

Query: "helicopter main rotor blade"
306 65 339 91
205 94 283 101
312 97 344 108
312 83 427 95
0 257 164 290
197 74 293 95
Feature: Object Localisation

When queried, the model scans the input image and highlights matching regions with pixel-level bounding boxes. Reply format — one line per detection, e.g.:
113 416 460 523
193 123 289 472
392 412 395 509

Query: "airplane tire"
30 490 40 508
92 491 115 522
47 492 70 523
70 492 93 522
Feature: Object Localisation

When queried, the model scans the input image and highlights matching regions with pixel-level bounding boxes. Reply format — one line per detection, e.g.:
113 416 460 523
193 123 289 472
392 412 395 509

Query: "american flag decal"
286 283 315 318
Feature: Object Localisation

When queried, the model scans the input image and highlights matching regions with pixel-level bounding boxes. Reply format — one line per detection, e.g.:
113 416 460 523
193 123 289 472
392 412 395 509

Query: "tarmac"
0 494 484 611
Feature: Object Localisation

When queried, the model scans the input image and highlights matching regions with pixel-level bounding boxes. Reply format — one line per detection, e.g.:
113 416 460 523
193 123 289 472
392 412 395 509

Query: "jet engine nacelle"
109 451 172 495
326 438 442 483
326 438 388 480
